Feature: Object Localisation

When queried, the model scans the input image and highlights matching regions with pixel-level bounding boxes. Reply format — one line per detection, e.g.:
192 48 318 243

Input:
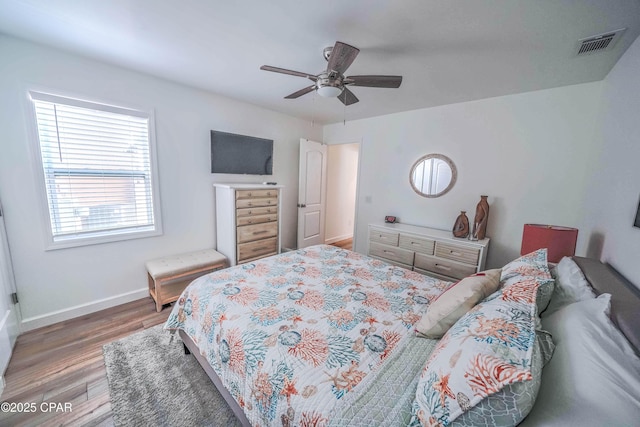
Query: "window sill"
44 227 163 251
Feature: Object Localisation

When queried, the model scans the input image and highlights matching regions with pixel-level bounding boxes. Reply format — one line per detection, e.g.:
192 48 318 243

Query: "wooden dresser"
368 223 490 281
214 183 282 266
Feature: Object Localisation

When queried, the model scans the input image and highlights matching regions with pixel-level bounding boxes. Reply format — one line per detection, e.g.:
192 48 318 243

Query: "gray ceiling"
1 0 639 124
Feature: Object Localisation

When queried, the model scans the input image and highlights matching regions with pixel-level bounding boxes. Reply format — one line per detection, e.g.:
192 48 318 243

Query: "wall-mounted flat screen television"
211 130 273 175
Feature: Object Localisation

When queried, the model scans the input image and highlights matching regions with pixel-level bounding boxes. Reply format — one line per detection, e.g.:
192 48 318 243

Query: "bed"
165 245 640 426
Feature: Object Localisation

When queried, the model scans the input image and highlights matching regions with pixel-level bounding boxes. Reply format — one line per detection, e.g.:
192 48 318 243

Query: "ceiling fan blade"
285 85 316 99
338 87 359 106
260 65 317 81
345 75 403 88
326 41 360 75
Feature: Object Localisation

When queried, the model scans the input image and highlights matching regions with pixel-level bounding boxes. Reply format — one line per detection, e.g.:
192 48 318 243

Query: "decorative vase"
452 211 470 238
471 195 489 240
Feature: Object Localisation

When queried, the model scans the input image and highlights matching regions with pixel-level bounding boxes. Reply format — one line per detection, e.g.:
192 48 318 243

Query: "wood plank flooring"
0 297 170 427
330 237 353 251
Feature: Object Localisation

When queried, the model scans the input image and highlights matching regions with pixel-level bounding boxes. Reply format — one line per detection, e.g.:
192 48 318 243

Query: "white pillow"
414 269 501 338
544 256 595 316
520 294 640 426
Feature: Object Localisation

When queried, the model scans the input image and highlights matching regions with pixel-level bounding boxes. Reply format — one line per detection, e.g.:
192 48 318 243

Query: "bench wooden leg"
148 274 162 312
154 286 162 312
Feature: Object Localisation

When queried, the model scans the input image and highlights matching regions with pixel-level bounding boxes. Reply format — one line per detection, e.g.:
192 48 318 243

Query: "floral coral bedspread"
165 245 450 426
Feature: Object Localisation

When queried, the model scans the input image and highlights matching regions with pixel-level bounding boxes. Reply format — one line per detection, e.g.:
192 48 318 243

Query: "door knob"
297 203 306 208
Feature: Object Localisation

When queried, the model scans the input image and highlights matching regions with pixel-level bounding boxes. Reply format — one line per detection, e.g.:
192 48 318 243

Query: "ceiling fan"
260 41 402 106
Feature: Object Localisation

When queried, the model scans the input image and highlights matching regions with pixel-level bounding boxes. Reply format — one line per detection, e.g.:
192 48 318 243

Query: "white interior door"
0 201 19 391
297 139 327 249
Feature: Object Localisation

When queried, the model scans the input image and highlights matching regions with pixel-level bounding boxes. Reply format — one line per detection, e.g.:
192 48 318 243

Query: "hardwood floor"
0 297 170 427
329 237 353 251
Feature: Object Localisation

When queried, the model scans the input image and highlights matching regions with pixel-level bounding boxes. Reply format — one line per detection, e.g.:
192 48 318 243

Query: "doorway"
324 142 360 250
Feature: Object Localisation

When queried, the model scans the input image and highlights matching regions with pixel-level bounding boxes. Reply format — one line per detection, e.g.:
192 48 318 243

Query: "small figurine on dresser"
471 195 489 240
452 211 470 238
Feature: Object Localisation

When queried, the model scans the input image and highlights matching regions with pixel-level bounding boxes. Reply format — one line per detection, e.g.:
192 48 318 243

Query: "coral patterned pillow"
410 278 544 426
501 248 552 286
501 249 555 314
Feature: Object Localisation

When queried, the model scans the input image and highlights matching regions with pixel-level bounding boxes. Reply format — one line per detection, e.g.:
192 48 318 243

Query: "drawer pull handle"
383 250 394 255
435 264 451 271
449 250 461 256
252 246 269 252
253 230 269 235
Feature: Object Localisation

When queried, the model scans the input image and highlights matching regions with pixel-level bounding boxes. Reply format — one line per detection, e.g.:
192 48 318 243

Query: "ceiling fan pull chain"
343 97 346 125
312 91 316 127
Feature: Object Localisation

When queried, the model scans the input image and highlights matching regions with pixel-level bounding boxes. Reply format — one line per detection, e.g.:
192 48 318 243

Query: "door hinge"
10 292 18 305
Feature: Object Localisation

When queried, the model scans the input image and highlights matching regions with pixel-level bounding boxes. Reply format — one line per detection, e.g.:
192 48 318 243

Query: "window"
29 91 162 249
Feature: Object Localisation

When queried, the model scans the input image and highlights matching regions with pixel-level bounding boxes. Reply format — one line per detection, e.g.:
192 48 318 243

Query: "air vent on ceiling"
576 28 626 56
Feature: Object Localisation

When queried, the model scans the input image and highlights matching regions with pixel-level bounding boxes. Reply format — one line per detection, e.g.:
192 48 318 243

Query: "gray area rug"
103 324 242 426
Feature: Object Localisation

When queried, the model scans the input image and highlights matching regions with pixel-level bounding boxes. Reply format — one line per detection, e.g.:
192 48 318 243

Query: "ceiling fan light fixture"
316 85 343 98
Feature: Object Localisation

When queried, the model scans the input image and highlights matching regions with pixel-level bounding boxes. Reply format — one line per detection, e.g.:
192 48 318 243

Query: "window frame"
27 89 163 250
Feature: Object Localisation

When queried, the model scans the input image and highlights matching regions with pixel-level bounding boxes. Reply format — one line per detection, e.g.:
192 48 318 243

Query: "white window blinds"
30 91 160 245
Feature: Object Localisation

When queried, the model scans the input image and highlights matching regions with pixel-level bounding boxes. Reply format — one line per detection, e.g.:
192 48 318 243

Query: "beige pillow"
415 269 501 338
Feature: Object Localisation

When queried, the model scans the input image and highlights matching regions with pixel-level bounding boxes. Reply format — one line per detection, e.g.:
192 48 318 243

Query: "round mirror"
410 154 457 198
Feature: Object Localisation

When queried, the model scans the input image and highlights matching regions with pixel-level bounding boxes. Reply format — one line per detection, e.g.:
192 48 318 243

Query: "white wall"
584 36 640 288
2 31 637 329
324 82 605 269
0 36 321 328
325 142 359 243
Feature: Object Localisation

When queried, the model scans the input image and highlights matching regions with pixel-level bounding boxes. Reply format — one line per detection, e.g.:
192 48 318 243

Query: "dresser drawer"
399 235 435 255
236 189 279 199
237 213 277 227
369 229 399 246
414 253 476 280
369 242 414 265
370 255 412 270
435 242 480 265
236 197 278 209
237 222 278 244
238 237 277 262
236 206 278 218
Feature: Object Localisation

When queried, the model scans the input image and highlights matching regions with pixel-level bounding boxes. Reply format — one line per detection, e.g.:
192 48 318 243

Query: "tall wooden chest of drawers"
368 223 490 281
214 183 282 266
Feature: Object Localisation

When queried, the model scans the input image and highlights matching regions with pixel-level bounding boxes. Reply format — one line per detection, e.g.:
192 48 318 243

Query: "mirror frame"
409 153 458 198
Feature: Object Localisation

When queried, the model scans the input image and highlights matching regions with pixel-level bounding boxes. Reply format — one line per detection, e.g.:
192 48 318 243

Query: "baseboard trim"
325 234 353 244
20 287 148 332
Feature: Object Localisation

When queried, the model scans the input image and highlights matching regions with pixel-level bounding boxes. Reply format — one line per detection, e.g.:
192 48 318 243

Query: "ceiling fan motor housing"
317 73 343 90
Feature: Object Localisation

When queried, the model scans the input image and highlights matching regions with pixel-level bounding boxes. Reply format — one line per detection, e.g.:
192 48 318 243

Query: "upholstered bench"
146 249 227 312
